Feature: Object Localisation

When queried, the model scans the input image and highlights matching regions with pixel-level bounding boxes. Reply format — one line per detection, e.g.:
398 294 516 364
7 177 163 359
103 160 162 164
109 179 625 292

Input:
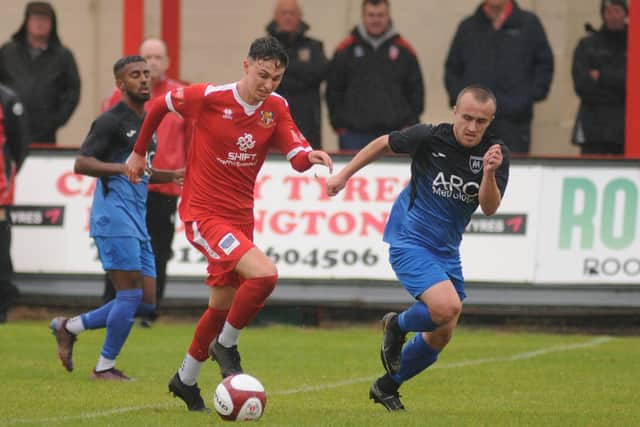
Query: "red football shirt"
165 82 312 224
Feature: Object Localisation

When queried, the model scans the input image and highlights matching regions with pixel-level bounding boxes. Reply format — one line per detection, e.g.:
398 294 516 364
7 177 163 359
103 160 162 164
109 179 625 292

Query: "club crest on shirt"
469 155 483 174
259 111 275 128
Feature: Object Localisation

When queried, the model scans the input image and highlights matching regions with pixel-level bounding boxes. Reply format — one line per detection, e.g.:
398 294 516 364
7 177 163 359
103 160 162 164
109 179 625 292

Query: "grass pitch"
1 321 638 426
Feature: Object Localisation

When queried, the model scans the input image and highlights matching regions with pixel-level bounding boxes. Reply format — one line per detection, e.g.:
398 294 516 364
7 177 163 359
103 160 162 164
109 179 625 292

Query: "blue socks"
391 333 440 384
101 289 142 359
81 300 155 330
398 302 438 333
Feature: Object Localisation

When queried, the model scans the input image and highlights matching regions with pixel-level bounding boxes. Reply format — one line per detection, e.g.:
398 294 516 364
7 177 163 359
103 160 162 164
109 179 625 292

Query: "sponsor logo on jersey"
432 152 446 158
223 108 233 120
218 232 240 255
220 132 258 165
469 155 483 174
236 132 256 152
126 129 137 138
432 171 479 203
259 111 274 128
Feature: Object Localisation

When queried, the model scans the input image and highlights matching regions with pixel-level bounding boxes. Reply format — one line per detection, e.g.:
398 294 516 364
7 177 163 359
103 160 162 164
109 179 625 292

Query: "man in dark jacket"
444 0 553 154
326 0 424 151
0 2 81 145
571 0 627 155
267 0 328 149
0 83 29 323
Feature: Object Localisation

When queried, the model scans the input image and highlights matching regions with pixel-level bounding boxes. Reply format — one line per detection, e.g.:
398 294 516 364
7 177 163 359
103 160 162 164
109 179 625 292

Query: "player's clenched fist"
125 152 146 183
483 144 503 173
327 173 347 197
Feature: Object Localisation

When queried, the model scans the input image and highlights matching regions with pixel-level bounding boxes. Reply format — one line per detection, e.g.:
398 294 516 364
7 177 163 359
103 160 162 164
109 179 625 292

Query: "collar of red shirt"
483 0 514 30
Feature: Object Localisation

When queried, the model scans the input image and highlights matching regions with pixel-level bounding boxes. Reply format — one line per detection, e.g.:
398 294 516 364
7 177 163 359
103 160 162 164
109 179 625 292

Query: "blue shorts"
389 245 466 301
94 236 156 278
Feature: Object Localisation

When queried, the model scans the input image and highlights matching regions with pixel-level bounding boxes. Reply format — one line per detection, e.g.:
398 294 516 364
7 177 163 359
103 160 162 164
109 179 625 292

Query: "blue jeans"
339 130 386 151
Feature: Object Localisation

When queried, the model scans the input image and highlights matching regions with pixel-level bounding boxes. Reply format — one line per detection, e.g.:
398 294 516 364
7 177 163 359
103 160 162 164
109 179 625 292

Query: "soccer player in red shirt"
125 36 333 411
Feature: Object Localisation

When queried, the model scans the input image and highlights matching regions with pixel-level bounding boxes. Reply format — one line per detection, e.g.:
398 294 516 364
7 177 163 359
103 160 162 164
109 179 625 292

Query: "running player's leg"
372 246 463 410
91 269 142 380
170 220 244 411
92 237 148 380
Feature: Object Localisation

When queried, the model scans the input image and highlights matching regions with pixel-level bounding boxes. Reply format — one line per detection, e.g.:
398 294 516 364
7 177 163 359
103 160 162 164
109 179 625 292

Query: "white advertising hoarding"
535 167 640 284
10 154 638 284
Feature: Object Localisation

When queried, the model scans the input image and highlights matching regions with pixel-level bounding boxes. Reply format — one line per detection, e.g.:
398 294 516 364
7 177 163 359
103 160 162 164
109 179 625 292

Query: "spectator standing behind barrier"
0 84 29 323
0 2 80 145
444 0 553 154
571 0 628 155
326 0 424 151
101 38 190 327
266 0 328 149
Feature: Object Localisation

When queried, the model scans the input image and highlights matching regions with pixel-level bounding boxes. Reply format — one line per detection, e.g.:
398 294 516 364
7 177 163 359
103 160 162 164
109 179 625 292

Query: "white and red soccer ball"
213 374 267 421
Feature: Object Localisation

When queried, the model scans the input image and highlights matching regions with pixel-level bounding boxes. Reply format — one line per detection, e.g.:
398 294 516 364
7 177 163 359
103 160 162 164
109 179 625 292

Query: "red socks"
188 307 228 361
227 275 277 329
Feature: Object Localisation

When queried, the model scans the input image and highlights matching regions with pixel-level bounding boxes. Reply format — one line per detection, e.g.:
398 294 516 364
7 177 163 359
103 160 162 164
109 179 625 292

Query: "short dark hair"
113 55 146 78
456 84 497 109
247 36 289 68
362 0 389 9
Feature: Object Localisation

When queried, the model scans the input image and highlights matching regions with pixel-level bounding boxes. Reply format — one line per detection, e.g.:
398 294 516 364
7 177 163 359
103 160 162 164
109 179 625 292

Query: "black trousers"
103 192 178 316
580 142 625 155
489 118 532 154
0 219 19 321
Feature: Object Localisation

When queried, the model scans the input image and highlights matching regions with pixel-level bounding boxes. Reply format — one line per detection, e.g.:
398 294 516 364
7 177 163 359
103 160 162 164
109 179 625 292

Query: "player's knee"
245 274 278 300
429 300 462 325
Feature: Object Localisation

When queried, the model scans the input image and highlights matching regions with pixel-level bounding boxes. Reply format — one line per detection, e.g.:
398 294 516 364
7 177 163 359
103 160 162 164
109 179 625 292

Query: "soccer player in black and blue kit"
49 56 183 380
328 85 509 411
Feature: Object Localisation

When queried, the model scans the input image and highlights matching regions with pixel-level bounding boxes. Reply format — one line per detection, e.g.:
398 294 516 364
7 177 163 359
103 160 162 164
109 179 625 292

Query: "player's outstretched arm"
327 135 391 197
479 144 503 216
74 155 125 177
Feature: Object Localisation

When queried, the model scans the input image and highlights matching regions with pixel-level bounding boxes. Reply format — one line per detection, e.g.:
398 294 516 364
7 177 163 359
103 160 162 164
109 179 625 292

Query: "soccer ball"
213 374 267 421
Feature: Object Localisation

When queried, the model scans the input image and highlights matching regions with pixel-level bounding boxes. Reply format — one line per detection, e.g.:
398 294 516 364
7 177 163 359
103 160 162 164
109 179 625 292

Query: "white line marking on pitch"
1 336 612 425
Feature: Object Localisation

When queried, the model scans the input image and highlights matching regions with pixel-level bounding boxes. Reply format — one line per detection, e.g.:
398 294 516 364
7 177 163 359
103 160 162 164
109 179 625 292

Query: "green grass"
1 321 639 426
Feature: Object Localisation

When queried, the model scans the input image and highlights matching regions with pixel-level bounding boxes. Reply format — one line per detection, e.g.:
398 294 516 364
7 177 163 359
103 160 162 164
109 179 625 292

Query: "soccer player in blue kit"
327 85 510 410
49 56 183 380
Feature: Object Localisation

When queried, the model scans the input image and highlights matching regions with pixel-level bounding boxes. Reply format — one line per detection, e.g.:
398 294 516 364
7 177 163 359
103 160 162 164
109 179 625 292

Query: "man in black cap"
571 0 628 154
0 2 81 145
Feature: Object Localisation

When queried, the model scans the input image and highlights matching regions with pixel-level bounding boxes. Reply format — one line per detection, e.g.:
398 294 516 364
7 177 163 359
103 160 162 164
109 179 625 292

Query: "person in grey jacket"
445 0 553 154
0 2 81 144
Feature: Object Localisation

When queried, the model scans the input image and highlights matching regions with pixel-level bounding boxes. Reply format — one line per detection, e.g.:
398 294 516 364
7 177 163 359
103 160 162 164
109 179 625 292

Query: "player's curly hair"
248 36 289 68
